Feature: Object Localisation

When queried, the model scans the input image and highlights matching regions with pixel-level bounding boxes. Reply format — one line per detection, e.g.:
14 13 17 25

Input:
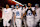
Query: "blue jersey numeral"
16 11 20 16
27 13 32 16
5 11 7 12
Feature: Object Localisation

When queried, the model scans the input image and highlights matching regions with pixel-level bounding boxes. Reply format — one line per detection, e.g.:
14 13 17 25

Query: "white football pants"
15 19 22 27
34 16 40 27
26 17 34 27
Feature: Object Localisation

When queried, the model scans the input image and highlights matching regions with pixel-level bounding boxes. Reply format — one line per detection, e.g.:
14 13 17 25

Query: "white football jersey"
27 10 33 16
26 7 35 17
2 8 12 21
23 7 35 14
13 8 22 18
35 8 40 16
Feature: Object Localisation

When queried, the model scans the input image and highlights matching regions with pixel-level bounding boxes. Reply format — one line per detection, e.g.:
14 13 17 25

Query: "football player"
13 4 23 27
34 4 40 27
10 5 15 27
22 5 27 27
2 4 12 27
23 3 36 27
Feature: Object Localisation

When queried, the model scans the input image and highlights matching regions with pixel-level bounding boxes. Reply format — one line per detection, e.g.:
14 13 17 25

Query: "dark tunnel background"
0 0 40 7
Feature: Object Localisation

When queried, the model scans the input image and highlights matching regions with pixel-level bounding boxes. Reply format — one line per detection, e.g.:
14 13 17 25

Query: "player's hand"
21 16 23 19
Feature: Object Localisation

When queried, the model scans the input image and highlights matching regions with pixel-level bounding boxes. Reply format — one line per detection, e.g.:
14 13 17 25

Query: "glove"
8 19 11 23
